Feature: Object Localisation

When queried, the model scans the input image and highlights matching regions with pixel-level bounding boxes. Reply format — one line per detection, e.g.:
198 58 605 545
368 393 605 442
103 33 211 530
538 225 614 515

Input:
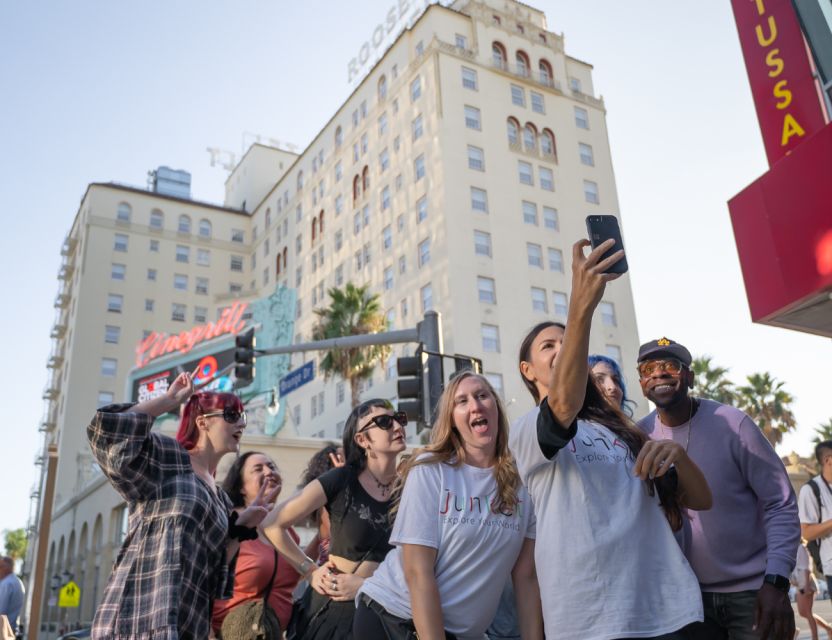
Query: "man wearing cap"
636 337 799 640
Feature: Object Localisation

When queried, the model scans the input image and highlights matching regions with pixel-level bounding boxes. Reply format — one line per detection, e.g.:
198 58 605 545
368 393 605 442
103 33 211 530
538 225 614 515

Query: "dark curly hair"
222 451 278 508
301 443 341 487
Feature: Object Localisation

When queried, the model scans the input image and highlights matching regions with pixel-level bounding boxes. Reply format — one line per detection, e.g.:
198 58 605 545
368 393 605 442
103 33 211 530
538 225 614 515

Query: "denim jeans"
687 590 759 640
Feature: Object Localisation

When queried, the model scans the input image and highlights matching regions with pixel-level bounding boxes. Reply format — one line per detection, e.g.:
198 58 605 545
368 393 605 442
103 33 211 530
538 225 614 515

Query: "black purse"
221 548 281 640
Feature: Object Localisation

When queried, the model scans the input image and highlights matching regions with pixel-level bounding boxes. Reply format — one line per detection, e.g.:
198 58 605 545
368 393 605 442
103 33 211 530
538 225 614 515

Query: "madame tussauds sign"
348 0 438 83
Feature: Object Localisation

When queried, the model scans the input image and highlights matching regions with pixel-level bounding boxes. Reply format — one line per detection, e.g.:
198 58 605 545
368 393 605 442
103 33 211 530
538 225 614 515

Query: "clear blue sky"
1 0 830 537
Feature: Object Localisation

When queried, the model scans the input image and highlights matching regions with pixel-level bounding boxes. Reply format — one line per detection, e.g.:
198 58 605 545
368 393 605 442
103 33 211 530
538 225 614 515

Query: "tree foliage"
812 418 832 446
735 372 797 447
3 528 27 560
691 355 736 404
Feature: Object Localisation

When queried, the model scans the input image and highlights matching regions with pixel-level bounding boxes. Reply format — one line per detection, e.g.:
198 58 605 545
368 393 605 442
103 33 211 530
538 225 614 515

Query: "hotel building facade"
25 0 644 633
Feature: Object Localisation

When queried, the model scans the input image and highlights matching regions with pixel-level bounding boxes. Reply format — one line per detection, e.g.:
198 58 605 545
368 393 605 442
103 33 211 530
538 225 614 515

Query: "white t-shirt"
798 477 832 575
358 457 535 639
509 406 703 640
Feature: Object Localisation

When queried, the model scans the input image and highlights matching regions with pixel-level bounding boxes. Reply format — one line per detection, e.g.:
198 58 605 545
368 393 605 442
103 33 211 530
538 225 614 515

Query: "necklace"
659 397 696 452
365 468 396 496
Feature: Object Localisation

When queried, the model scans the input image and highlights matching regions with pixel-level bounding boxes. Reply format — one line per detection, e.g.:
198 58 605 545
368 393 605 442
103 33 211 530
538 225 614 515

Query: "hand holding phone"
585 215 628 274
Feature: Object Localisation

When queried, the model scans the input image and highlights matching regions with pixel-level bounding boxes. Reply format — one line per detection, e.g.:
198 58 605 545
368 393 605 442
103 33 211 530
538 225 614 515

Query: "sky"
1 0 830 538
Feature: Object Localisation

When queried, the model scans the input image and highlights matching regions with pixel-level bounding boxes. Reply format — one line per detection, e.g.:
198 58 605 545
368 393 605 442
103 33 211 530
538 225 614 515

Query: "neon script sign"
135 302 249 367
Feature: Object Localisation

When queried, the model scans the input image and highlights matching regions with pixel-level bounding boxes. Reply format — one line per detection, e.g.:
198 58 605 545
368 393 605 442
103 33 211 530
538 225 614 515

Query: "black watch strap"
763 573 790 593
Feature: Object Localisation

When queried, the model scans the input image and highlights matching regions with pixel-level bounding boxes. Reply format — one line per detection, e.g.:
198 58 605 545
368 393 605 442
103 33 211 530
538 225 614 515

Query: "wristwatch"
763 573 790 593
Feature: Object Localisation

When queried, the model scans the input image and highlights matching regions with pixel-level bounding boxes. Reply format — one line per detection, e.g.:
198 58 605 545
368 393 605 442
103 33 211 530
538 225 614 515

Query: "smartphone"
585 215 628 274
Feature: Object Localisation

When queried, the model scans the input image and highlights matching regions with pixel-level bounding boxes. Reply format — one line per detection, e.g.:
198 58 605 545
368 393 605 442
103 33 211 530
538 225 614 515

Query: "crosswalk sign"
58 581 80 608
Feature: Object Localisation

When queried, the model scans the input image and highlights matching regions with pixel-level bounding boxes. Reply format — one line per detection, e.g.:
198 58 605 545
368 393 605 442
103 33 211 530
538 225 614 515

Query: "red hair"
177 392 244 450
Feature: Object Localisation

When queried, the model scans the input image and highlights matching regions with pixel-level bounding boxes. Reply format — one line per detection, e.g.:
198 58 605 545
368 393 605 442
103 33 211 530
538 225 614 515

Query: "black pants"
353 594 457 640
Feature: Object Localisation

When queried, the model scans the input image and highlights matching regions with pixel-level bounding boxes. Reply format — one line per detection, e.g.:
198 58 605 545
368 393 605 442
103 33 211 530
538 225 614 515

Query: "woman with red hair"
87 370 277 640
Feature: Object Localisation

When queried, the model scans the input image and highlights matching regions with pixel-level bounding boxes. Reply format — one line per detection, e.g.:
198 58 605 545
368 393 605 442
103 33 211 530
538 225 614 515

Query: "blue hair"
588 354 635 417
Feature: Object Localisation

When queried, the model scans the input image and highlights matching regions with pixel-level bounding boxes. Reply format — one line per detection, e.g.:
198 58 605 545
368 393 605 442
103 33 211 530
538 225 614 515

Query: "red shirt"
212 529 301 632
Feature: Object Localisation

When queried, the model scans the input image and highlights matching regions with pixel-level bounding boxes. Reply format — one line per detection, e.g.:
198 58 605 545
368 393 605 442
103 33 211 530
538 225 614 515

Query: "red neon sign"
135 301 249 367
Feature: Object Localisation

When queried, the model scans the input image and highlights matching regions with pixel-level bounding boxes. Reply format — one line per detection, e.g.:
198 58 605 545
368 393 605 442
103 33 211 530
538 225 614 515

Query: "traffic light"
234 327 256 388
397 349 426 428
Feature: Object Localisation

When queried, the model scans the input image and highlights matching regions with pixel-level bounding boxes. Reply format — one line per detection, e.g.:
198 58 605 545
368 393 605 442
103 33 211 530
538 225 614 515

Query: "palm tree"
735 372 797 447
691 355 736 404
312 283 390 408
812 418 832 446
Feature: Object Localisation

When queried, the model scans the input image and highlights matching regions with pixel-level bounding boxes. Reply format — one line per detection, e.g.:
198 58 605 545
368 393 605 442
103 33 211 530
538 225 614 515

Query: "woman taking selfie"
262 399 405 639
87 372 271 639
355 372 541 640
511 239 712 639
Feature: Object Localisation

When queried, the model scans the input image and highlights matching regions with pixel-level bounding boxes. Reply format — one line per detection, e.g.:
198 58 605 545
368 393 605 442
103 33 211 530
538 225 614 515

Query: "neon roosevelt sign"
135 301 249 367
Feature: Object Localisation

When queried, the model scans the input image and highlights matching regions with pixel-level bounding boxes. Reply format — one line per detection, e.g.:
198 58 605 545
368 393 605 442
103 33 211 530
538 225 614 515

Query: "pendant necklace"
366 468 395 496
660 397 696 452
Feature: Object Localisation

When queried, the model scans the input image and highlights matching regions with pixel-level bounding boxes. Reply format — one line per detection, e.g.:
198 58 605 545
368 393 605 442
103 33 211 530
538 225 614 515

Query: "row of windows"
116 203 245 240
113 234 246 268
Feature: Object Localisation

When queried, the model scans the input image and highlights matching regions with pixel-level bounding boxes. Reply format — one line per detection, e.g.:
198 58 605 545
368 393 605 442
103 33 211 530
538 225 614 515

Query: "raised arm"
546 239 623 427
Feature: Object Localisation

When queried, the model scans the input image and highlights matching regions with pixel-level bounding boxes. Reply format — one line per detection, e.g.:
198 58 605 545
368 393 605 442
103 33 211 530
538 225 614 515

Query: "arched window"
283 247 288 268
276 253 282 275
541 129 557 158
492 42 507 69
335 126 343 147
539 59 553 87
198 219 212 238
178 214 191 234
353 175 361 203
319 210 325 235
311 217 317 242
362 166 370 193
149 209 164 230
378 75 388 101
524 123 538 153
516 51 530 77
265 208 271 227
116 202 131 222
297 171 304 191
507 117 520 146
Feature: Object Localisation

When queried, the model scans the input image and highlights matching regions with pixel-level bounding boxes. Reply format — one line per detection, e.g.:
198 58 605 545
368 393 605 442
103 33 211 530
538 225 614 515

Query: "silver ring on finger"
331 580 337 591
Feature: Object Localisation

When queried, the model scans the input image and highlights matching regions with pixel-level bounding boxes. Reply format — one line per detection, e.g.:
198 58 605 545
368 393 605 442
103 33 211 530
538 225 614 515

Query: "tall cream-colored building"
26 0 643 634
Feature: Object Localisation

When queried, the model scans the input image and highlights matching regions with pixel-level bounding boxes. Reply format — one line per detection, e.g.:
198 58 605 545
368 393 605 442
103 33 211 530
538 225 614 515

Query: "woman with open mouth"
87 372 273 639
511 239 713 640
353 372 542 640
263 399 405 640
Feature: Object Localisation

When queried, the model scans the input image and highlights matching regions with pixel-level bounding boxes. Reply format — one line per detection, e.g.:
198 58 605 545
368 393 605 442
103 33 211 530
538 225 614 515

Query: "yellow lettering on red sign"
765 48 783 77
781 113 806 146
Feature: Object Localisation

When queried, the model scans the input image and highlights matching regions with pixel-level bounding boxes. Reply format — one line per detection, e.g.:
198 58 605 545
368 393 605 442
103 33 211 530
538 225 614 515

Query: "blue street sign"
279 360 316 396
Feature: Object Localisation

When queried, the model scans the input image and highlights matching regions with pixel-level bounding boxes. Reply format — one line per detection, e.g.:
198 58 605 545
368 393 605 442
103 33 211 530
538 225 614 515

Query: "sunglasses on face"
358 411 408 433
637 358 685 379
202 407 247 425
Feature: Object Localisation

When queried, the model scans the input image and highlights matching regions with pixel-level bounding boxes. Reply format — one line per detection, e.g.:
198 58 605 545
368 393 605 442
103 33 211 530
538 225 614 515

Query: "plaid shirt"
88 404 235 640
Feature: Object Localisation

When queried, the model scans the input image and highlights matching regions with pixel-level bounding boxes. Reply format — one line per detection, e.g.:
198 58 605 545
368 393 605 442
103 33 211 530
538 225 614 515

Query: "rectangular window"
98 391 114 407
361 133 368 154
531 91 545 114
417 196 428 223
354 212 362 235
471 187 488 212
467 146 485 171
606 344 623 365
474 230 492 257
455 34 467 49
355 250 362 271
401 297 409 318
522 201 538 225
418 238 431 267
194 306 208 323
584 180 600 204
378 113 388 136
412 115 423 141
485 373 504 398
196 248 210 266
172 303 186 322
531 287 548 313
335 229 344 251
144 298 154 312
336 382 345 405
579 143 595 166
600 301 617 326
518 161 533 185
414 155 426 181
114 233 128 252
104 325 120 344
174 274 188 291
570 77 583 92
229 283 242 294
553 291 569 317
477 276 496 304
101 358 117 377
196 277 209 295
230 255 244 271
264 238 270 256
353 142 360 163
420 283 433 312
539 167 555 191
394 136 401 152
398 255 406 274
335 264 344 286
107 293 123 314
543 207 559 231
382 226 392 251
574 106 589 129
481 324 501 352
527 243 543 268
464 105 481 130
381 186 391 210
411 76 421 101
335 194 344 215
380 148 390 172
296 266 302 287
462 66 478 90
231 229 245 243
360 100 368 118
175 245 189 263
511 85 525 107
548 247 564 272
147 268 157 281
149 239 159 252
384 266 394 290
111 263 126 280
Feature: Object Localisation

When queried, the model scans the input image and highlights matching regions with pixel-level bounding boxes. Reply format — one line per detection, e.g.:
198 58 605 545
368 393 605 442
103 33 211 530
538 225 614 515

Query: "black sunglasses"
202 407 247 425
358 411 407 433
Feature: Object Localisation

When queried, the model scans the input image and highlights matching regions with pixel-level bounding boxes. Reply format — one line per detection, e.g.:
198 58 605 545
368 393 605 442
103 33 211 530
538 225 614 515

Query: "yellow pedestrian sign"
58 581 80 608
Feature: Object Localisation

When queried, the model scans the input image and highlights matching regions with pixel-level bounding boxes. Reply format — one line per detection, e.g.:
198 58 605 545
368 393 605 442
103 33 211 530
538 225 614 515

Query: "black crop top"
317 466 393 563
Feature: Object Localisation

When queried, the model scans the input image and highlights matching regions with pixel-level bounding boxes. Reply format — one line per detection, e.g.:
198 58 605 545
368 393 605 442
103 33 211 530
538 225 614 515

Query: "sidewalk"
796 597 832 639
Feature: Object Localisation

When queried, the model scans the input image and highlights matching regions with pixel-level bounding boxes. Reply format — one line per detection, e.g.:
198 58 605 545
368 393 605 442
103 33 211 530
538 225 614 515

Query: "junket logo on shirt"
568 425 632 464
438 490 524 531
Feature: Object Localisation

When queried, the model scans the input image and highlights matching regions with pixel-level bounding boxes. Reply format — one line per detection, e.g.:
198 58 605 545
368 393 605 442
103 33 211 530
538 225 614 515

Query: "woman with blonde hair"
355 372 542 640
